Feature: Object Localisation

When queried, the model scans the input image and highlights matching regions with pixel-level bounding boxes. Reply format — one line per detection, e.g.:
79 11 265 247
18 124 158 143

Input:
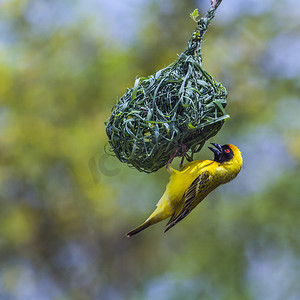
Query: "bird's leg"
166 147 179 171
166 144 188 172
179 144 187 168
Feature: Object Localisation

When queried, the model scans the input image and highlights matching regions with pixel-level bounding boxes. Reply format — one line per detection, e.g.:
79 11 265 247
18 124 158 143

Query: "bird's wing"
165 170 211 232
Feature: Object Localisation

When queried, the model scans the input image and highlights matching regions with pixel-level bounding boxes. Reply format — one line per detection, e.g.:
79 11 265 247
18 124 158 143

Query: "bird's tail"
126 219 153 237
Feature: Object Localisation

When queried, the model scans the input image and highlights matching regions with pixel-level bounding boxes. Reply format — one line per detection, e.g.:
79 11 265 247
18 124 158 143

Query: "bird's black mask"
208 143 234 163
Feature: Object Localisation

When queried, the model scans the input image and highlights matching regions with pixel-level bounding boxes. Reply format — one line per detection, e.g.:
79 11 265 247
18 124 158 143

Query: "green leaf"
132 78 141 100
190 9 199 22
214 100 226 115
188 122 196 129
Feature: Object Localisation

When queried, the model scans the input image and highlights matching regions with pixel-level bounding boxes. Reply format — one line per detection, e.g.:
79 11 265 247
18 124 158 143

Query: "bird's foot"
179 144 187 168
166 147 179 171
166 144 188 170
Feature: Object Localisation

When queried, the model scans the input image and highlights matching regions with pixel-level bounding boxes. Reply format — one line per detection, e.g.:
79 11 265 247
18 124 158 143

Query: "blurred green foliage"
1 0 300 299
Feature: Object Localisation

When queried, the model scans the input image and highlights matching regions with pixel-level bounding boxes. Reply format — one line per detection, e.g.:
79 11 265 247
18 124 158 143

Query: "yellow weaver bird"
126 143 243 237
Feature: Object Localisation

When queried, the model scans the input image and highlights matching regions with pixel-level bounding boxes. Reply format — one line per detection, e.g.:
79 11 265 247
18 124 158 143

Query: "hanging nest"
105 1 229 173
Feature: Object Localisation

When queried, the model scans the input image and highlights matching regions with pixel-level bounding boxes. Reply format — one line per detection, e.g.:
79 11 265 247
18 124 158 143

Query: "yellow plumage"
126 143 243 237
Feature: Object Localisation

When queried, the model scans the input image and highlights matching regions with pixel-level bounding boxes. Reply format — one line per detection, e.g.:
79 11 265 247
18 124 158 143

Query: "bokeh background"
1 0 300 299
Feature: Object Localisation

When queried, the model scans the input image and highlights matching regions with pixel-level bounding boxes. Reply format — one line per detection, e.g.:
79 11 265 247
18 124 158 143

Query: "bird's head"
208 143 243 182
208 143 241 163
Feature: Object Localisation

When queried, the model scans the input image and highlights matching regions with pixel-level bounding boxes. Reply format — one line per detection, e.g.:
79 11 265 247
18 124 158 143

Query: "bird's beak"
208 143 222 162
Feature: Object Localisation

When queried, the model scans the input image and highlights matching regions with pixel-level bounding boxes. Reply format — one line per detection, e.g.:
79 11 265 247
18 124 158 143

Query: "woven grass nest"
105 2 229 173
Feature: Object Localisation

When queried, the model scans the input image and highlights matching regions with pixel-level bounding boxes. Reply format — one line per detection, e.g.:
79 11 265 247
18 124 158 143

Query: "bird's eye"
224 149 230 154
